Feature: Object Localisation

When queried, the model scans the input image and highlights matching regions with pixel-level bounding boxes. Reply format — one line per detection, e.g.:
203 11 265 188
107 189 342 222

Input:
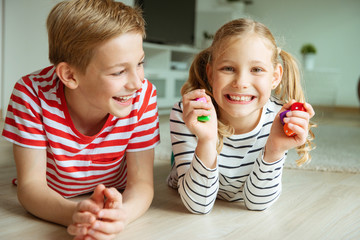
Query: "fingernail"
88 229 95 236
283 117 289 123
92 222 99 229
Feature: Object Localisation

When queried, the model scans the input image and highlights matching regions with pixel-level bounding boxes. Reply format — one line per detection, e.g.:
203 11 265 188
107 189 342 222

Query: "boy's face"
75 32 144 119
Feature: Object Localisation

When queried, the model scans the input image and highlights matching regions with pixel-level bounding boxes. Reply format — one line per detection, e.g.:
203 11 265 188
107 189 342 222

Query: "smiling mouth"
226 94 255 102
113 95 132 103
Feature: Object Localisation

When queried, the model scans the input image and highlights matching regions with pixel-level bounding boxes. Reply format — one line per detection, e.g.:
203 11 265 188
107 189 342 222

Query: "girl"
167 18 315 214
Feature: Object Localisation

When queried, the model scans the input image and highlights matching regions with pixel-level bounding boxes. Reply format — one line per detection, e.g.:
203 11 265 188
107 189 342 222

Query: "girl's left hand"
264 100 315 163
84 188 127 240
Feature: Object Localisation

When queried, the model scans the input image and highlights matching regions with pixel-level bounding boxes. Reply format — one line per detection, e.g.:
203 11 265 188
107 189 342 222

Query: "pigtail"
276 50 316 166
181 49 212 96
275 50 304 103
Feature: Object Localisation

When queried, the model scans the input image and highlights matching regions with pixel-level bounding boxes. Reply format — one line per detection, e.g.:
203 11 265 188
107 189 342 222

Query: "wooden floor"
1 106 360 240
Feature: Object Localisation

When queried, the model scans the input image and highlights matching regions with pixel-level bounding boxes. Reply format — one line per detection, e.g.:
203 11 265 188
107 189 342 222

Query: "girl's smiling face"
207 34 282 132
74 32 145 119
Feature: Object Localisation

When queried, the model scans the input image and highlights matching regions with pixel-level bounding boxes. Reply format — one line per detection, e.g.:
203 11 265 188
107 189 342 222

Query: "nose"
126 70 143 90
232 71 250 89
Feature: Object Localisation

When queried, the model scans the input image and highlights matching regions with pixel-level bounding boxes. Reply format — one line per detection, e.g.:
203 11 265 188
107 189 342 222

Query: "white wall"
1 0 63 118
245 0 360 107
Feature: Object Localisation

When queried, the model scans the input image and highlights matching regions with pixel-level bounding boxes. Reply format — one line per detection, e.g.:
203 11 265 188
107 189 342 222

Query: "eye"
251 67 264 73
112 70 125 76
138 60 145 67
221 66 235 72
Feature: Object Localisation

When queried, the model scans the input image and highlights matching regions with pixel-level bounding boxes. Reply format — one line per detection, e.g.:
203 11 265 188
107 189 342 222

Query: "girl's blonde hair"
47 0 145 73
181 18 316 166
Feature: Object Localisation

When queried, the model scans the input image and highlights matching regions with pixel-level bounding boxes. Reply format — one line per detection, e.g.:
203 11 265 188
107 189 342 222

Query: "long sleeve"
243 149 284 211
168 102 219 214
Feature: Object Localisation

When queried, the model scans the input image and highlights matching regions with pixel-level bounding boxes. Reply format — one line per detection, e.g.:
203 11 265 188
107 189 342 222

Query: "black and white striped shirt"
167 97 285 214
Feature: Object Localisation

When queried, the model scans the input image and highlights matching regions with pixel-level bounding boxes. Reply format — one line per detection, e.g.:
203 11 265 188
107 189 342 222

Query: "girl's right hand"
182 89 218 142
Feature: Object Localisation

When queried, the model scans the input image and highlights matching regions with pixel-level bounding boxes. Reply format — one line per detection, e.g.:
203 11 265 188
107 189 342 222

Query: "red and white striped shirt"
2 66 160 198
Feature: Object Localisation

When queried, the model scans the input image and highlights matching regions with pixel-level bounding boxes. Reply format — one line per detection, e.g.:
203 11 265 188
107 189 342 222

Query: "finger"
72 211 97 225
104 188 122 209
73 236 86 240
67 223 88 236
277 102 294 117
183 89 206 100
286 123 308 140
74 235 90 240
91 184 106 207
285 110 310 122
87 228 117 240
98 208 127 222
192 99 211 110
204 94 213 104
83 236 97 240
283 116 308 128
282 99 297 110
76 200 101 215
303 102 315 118
194 109 211 117
91 219 126 235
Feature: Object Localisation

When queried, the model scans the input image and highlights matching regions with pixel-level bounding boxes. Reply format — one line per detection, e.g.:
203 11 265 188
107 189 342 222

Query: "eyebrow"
217 59 268 66
249 60 268 66
107 53 145 70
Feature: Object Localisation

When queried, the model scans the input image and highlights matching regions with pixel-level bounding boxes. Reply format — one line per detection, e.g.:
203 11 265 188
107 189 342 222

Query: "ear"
272 63 283 90
56 62 79 89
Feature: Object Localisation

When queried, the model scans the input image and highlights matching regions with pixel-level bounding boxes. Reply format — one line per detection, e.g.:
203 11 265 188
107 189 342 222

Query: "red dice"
290 102 305 112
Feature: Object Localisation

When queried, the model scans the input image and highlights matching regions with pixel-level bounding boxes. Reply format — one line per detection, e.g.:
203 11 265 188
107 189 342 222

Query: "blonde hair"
47 0 145 73
182 18 316 166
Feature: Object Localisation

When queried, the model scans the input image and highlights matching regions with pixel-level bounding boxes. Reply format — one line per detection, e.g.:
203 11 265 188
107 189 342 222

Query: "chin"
111 106 133 118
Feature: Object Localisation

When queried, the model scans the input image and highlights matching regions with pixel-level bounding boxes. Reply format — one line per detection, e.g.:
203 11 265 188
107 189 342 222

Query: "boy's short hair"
47 0 145 73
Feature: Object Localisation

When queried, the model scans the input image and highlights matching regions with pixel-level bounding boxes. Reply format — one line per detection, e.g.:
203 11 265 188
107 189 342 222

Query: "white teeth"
119 96 131 100
229 95 252 102
114 96 131 102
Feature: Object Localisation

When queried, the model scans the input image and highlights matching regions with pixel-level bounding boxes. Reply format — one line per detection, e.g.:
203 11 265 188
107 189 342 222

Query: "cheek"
100 82 120 97
259 82 273 99
137 67 145 80
212 85 223 104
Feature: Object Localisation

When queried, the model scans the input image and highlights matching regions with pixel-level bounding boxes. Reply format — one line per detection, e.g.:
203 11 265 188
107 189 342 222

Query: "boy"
1 0 160 239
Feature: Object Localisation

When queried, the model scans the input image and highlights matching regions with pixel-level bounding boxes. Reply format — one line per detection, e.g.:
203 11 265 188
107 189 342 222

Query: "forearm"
243 151 285 211
13 145 77 227
263 145 286 163
195 139 218 169
17 181 77 226
121 181 154 225
178 154 219 214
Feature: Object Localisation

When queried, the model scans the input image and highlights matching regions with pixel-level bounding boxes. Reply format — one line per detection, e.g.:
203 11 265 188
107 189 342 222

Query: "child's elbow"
244 199 277 211
245 203 269 211
181 197 214 215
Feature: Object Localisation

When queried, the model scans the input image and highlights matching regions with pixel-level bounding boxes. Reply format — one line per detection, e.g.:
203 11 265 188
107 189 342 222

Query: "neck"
64 87 108 136
220 108 263 135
